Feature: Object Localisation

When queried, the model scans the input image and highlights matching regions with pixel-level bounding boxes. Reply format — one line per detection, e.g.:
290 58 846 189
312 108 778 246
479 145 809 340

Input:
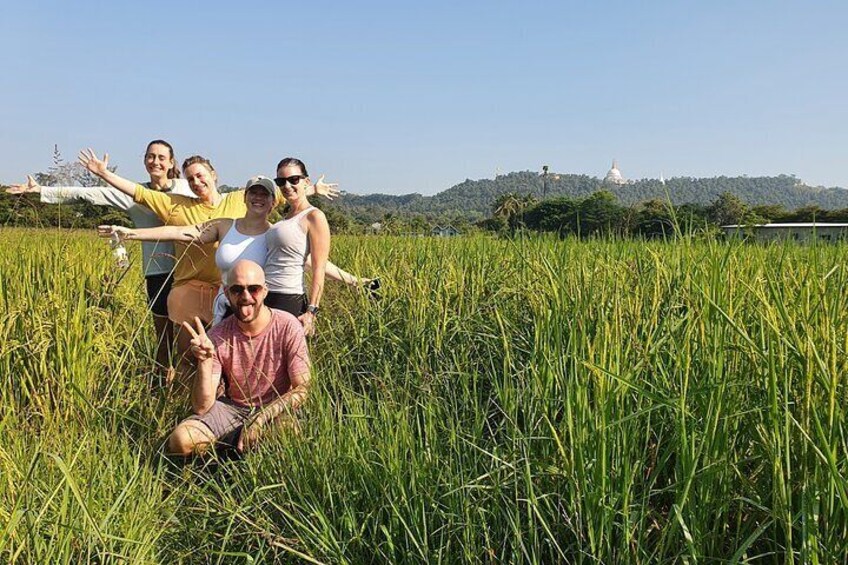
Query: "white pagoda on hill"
603 159 629 186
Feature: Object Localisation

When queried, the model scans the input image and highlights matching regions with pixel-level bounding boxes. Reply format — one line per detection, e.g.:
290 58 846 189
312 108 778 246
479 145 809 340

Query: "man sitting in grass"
166 259 311 455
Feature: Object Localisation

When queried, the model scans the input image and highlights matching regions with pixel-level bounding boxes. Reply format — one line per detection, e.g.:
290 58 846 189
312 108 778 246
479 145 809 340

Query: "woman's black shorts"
264 292 308 316
145 272 174 317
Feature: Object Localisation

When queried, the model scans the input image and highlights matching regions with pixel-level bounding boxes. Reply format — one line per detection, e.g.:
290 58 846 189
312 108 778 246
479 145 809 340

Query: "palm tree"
493 191 538 232
493 192 523 220
380 212 402 235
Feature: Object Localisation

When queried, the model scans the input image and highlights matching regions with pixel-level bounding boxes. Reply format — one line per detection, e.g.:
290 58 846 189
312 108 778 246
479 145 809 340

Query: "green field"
1 228 847 563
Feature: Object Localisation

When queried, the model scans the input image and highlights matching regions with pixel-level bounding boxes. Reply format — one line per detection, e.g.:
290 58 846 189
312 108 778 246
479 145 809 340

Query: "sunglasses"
227 284 264 296
274 175 306 187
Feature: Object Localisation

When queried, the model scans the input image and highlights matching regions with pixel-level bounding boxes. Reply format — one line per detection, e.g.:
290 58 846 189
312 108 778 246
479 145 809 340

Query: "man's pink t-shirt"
209 308 311 407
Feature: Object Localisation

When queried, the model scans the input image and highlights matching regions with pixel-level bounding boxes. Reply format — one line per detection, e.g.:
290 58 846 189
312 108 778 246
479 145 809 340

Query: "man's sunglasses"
227 284 264 296
274 175 306 187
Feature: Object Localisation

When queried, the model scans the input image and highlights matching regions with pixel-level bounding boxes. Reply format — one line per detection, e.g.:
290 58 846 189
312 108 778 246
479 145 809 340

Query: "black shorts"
145 272 174 317
264 292 307 317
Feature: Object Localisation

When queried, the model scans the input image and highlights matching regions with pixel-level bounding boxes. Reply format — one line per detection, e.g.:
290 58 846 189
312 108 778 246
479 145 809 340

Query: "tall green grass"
1 227 847 563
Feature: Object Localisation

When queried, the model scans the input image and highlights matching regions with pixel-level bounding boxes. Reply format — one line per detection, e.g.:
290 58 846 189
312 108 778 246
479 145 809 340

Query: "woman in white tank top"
210 186 273 324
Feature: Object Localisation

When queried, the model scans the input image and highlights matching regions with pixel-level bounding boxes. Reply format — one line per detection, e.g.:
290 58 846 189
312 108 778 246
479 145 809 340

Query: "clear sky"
1 1 846 194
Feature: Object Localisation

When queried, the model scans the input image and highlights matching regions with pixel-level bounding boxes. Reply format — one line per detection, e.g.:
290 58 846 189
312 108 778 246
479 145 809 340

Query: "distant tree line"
5 185 845 241
478 190 848 239
332 171 848 222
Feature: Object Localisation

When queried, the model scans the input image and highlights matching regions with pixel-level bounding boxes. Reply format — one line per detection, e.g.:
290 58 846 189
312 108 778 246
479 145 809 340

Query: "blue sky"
1 1 845 194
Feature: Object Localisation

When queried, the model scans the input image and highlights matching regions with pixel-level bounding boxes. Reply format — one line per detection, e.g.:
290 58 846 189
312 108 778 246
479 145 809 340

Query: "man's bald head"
228 259 266 287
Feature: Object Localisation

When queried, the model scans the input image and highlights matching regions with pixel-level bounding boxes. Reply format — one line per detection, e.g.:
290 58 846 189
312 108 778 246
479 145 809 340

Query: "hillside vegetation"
4 171 848 234
334 172 848 222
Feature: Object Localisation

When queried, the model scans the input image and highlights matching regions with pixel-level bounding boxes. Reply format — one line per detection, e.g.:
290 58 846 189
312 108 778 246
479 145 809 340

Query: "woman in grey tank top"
264 157 331 336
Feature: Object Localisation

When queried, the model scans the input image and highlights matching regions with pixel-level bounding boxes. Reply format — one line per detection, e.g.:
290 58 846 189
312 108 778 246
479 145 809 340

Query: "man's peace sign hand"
181 317 215 361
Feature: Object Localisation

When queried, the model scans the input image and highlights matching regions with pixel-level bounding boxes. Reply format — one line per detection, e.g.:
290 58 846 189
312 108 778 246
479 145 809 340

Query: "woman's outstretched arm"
307 256 372 286
97 219 228 244
7 174 136 209
78 148 139 197
305 174 340 200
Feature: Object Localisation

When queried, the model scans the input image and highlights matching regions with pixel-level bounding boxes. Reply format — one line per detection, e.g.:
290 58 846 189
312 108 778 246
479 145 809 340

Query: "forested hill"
333 172 848 222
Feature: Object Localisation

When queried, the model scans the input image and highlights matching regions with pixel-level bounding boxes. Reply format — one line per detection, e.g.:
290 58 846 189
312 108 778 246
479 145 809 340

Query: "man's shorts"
167 280 217 325
145 272 174 318
187 398 253 447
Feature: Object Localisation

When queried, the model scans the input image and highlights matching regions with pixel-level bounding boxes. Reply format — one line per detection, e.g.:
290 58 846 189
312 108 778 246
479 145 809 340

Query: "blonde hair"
182 155 216 174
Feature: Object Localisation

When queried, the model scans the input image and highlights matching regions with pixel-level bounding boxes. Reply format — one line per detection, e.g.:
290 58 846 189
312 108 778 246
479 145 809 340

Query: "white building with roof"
721 223 848 243
430 225 461 237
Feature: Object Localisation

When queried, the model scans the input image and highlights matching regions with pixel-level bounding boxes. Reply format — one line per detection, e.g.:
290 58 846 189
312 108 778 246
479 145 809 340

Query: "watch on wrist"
306 304 320 316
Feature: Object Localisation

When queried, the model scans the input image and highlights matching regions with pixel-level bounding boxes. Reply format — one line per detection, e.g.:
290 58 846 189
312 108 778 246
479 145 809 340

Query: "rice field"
1 226 847 563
